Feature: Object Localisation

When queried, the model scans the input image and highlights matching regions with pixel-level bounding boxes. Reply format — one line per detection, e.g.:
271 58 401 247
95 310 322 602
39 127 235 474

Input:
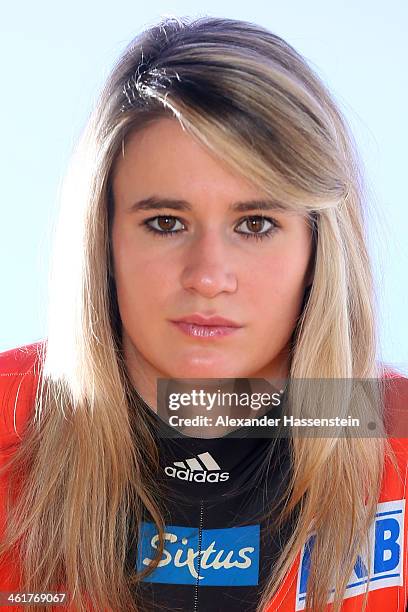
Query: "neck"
122 333 290 421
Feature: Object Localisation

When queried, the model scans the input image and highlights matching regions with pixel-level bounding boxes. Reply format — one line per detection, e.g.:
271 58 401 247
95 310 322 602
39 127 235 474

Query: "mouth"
169 314 243 339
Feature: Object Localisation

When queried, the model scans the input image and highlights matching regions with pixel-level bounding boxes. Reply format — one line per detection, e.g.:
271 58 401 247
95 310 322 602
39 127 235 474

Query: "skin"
111 117 314 415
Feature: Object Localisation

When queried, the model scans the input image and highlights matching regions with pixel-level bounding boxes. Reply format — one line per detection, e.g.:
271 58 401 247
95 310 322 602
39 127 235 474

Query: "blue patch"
136 522 260 586
295 499 405 610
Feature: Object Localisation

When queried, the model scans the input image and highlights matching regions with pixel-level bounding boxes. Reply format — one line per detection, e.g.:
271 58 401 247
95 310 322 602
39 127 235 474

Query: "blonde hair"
0 15 397 612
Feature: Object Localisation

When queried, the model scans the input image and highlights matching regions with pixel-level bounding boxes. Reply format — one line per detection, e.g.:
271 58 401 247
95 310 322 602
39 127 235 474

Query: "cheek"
112 231 176 311
245 248 309 311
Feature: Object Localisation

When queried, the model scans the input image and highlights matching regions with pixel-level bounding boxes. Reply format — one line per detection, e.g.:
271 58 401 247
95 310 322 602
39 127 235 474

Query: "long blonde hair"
0 15 397 612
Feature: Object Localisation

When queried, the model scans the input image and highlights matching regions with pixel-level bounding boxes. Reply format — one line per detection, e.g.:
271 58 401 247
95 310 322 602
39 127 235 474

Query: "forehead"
111 117 270 203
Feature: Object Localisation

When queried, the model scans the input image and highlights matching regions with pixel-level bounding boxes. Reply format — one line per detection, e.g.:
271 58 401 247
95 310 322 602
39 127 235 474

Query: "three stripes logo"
164 451 230 483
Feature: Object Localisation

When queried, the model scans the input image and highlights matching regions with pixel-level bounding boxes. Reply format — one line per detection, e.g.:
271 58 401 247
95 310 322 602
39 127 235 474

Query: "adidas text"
165 466 229 482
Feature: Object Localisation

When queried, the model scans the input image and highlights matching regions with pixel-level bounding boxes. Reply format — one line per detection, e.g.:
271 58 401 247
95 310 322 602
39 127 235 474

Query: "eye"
235 216 278 240
143 215 186 236
141 214 279 240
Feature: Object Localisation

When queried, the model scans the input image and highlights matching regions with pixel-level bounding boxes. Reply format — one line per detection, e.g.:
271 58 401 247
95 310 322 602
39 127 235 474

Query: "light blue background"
1 1 407 372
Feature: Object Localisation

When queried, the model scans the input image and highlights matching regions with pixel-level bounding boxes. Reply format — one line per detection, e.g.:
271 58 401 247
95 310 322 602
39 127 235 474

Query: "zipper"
193 499 205 612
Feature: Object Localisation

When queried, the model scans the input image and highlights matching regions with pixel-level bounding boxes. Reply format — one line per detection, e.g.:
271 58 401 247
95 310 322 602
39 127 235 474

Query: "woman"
1 15 407 612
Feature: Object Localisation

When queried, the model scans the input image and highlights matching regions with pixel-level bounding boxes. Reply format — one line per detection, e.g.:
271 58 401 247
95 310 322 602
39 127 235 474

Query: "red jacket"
1 342 407 611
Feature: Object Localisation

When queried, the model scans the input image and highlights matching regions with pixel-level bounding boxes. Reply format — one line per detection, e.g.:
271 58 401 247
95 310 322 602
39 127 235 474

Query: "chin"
167 359 244 380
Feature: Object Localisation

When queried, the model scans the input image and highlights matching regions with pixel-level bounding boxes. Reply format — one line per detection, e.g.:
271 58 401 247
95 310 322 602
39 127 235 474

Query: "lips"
172 314 242 328
169 313 243 339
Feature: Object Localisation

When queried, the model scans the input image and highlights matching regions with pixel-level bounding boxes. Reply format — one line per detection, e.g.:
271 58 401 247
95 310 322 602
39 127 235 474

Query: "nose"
180 229 238 298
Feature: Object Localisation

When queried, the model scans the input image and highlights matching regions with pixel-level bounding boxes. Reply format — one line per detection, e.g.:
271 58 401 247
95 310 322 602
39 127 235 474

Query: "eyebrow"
127 196 288 214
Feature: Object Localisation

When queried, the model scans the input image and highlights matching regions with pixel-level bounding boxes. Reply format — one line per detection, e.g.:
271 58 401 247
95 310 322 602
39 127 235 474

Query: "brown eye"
235 216 276 238
157 216 177 231
144 215 185 236
246 218 264 233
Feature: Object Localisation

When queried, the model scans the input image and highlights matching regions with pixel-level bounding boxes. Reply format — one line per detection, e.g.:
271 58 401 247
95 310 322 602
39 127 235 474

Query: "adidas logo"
164 451 230 483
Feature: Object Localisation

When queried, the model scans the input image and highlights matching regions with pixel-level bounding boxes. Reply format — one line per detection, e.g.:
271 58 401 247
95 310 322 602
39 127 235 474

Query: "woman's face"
111 118 314 392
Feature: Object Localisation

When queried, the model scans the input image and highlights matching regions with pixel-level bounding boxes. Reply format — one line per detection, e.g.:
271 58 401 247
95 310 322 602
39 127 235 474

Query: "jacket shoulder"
0 341 45 377
0 341 46 449
382 367 408 439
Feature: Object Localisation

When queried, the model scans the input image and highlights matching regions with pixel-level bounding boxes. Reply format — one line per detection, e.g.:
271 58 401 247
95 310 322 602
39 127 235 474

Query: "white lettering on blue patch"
295 499 405 610
137 522 260 586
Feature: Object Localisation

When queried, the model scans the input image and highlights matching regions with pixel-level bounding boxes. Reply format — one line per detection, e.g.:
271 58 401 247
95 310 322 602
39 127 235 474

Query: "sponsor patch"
295 499 405 610
137 522 260 586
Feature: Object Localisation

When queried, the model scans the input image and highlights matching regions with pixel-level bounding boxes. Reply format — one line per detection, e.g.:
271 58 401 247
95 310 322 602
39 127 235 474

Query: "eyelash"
141 215 279 241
